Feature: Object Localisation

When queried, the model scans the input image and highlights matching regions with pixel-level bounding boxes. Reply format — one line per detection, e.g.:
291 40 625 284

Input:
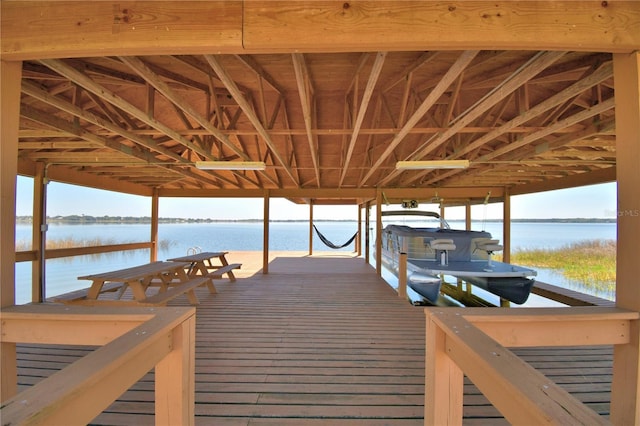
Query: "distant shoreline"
15 215 617 224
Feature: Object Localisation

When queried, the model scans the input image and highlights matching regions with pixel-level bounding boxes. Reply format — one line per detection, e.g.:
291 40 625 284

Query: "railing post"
155 314 196 425
398 252 407 299
425 309 464 425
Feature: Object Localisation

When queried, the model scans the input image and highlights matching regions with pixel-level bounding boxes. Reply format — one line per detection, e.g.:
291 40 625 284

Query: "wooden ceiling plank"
383 51 440 93
291 53 320 186
340 51 387 186
363 50 480 186
205 54 298 187
234 54 284 95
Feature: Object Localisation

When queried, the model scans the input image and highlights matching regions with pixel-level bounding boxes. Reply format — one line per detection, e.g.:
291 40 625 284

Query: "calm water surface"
14 221 616 305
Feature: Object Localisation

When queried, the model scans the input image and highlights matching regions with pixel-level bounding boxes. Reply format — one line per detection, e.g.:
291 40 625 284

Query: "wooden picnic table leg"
127 280 148 301
86 280 104 299
193 261 209 277
175 268 201 303
219 255 237 282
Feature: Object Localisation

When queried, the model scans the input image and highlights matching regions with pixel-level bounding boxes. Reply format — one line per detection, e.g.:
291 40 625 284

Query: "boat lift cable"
481 191 491 231
312 224 358 249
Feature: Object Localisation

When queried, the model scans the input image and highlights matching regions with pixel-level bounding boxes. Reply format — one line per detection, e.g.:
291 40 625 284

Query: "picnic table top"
78 261 189 282
167 252 228 263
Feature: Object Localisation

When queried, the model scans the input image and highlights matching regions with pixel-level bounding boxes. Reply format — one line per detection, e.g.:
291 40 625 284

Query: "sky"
15 176 617 221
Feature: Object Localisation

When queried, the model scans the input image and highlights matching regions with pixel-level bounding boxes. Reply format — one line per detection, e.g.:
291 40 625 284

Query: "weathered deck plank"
13 252 614 424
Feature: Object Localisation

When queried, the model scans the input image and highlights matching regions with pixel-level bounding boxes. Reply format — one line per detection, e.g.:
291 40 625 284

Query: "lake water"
14 221 617 305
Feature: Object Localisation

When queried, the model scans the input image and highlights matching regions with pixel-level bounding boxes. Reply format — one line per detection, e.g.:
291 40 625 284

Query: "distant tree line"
15 215 616 224
16 215 228 224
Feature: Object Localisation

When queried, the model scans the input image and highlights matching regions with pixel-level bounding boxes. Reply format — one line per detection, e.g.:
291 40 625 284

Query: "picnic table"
167 252 241 294
64 261 209 306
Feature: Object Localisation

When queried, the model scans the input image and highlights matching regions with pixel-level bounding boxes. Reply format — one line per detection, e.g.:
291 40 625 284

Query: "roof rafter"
38 58 217 162
401 51 568 179
204 54 299 187
291 53 320 187
360 50 480 186
339 51 387 186
118 56 249 161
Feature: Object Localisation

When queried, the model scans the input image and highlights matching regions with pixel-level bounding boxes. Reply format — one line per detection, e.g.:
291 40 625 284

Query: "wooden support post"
32 163 46 303
155 314 196 425
356 204 362 256
465 202 471 231
1 59 22 403
308 200 313 255
425 309 464 425
375 191 383 276
398 252 407 299
611 51 640 426
365 201 371 264
150 189 159 262
502 189 511 263
262 191 270 274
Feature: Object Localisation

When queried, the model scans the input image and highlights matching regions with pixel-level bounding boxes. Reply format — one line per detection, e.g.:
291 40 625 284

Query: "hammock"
312 224 358 249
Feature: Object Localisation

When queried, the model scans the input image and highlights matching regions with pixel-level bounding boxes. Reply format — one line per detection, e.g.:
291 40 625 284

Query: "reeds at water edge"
15 237 175 252
506 239 616 295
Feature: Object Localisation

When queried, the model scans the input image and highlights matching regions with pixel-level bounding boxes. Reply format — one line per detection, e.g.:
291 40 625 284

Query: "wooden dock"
15 252 614 425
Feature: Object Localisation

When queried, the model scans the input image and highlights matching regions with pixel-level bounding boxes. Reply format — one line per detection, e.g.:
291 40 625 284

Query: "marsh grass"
501 239 616 294
15 237 176 252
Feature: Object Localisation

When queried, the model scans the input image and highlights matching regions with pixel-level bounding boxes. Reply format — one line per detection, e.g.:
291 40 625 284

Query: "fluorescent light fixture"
396 160 470 170
195 161 266 171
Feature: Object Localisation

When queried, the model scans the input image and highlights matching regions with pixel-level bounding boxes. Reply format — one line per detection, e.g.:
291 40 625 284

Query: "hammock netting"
312 225 358 249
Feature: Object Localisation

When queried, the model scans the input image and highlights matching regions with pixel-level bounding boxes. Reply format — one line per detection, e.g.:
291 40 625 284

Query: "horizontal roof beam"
3 2 640 60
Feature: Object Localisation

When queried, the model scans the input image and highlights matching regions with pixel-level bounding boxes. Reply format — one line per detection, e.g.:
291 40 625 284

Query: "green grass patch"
505 240 616 294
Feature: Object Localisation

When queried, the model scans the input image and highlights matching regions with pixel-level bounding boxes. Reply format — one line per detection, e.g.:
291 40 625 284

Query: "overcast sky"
15 176 616 220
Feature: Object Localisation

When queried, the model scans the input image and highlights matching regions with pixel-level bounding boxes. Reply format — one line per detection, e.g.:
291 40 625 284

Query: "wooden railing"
15 241 154 262
424 306 639 425
0 304 195 425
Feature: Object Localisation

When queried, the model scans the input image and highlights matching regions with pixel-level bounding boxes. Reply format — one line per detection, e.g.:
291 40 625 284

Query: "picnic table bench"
57 261 210 306
167 252 241 293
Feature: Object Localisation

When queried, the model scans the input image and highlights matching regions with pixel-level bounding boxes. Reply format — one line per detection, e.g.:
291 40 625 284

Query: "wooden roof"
6 1 637 205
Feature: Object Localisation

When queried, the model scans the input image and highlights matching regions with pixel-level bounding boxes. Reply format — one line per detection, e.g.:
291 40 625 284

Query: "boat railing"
424 306 639 424
0 304 196 425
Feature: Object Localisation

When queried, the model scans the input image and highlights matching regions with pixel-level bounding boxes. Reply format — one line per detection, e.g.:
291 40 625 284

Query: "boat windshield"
380 210 450 229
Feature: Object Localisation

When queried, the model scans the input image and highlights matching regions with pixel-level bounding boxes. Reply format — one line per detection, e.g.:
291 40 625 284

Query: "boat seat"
429 239 456 251
476 239 503 252
430 239 456 266
476 239 503 268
